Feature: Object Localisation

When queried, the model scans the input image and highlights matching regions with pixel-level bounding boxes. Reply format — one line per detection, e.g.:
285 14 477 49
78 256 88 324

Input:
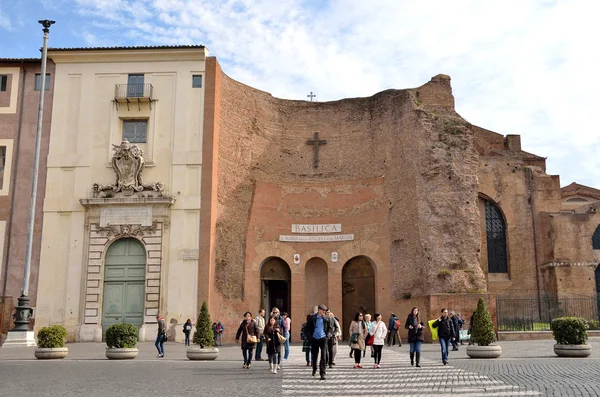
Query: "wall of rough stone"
210 66 486 322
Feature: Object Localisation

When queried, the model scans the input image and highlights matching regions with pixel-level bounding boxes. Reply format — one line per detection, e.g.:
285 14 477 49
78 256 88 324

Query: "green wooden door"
102 238 146 338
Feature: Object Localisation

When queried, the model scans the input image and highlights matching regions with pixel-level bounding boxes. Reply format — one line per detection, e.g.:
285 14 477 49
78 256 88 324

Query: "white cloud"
69 0 600 187
0 6 13 31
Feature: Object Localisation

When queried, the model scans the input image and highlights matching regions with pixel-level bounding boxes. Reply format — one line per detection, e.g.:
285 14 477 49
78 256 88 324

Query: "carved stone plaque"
100 206 152 227
179 249 199 260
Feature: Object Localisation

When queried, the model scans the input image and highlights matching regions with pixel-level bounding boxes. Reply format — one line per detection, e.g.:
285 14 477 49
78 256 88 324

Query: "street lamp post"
5 20 55 347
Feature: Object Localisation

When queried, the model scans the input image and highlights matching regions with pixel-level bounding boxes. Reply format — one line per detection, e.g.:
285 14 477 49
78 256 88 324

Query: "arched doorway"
102 238 146 338
305 257 328 315
261 257 291 317
342 256 375 339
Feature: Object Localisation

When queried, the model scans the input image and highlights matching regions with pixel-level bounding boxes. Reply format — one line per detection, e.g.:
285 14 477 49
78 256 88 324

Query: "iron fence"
114 83 153 99
497 294 600 331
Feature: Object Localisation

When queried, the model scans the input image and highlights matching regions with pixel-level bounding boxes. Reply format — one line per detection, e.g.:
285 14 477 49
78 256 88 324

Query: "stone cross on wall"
306 132 327 168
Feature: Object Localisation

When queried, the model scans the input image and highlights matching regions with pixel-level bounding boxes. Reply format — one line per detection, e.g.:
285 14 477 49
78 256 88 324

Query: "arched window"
484 200 508 273
592 225 600 250
567 198 588 202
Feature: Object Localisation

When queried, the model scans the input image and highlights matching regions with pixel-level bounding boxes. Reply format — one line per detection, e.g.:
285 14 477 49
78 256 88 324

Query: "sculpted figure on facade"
92 139 164 197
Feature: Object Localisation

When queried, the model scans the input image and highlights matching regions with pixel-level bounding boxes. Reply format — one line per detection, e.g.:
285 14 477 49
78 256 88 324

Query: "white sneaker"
273 367 277 374
277 364 281 370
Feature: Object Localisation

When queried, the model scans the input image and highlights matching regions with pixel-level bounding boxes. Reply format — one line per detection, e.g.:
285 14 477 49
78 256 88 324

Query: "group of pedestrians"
234 307 289 373
152 305 467 370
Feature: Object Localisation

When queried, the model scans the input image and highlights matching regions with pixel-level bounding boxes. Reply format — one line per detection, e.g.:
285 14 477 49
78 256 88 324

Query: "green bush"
471 297 496 346
105 323 138 348
586 319 599 331
551 317 588 345
37 325 67 348
193 301 215 348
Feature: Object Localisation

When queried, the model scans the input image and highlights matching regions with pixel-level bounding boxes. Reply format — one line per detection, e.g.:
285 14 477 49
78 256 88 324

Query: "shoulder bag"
246 323 257 344
366 322 380 346
277 330 287 343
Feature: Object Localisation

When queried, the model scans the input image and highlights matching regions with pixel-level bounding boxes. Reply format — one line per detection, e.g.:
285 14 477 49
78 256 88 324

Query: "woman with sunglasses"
348 312 366 368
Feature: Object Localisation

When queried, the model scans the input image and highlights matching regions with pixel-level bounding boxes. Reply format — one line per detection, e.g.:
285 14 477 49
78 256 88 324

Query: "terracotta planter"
34 347 69 360
186 347 219 360
466 344 502 359
105 347 138 360
553 344 592 357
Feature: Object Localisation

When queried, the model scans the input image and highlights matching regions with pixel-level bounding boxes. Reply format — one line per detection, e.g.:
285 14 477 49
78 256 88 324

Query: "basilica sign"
291 224 342 233
279 234 354 242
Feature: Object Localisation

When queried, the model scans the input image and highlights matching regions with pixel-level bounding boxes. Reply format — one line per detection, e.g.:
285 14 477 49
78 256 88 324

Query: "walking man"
304 304 334 380
387 313 398 346
255 309 266 360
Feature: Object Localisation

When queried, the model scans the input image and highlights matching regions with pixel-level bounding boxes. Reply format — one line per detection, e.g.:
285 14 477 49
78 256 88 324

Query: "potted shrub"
187 301 219 360
105 323 139 360
551 317 592 357
466 297 502 358
35 325 68 359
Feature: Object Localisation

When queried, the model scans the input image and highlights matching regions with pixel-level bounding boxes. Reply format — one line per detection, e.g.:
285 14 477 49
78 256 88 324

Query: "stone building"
33 46 208 342
199 58 600 338
5 48 599 344
0 58 54 342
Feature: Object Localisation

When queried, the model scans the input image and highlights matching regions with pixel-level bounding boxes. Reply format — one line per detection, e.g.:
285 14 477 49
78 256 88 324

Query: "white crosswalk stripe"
279 346 541 396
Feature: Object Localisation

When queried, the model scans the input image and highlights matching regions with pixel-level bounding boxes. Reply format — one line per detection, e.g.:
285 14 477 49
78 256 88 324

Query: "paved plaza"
1 338 600 396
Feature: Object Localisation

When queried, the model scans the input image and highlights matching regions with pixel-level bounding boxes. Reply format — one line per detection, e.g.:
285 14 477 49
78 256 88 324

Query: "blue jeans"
155 334 164 355
184 332 190 346
409 341 422 353
242 347 254 365
216 333 223 346
439 338 451 362
284 337 290 359
255 336 263 359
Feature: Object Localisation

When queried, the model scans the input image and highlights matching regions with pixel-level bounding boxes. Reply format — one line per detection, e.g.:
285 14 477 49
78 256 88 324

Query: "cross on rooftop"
307 91 316 101
306 132 327 168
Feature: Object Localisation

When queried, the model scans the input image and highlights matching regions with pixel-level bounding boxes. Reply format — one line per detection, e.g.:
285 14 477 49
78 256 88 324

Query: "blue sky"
1 0 599 188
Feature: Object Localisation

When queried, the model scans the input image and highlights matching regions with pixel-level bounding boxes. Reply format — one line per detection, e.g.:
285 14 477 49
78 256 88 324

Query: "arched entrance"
305 257 328 314
261 257 291 317
342 256 375 339
102 238 146 338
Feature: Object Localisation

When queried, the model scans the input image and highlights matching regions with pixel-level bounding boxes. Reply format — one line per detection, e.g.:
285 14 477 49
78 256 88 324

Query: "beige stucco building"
34 46 208 342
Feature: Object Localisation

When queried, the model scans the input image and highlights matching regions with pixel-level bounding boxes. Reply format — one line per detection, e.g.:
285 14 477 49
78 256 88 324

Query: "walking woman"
432 308 455 365
182 318 193 347
235 311 259 368
405 307 425 367
300 314 312 366
364 314 373 358
370 312 388 368
349 312 366 368
264 315 283 374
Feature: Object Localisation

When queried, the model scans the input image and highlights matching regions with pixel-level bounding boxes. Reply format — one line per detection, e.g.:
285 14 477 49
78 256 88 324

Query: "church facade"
199 58 600 338
3 48 598 343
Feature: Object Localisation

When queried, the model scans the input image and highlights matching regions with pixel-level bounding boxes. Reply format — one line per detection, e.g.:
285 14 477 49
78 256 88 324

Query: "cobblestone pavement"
1 339 599 396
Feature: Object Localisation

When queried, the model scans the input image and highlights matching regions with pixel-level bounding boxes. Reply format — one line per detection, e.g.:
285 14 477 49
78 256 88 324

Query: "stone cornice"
80 196 175 207
540 262 598 269
49 47 208 64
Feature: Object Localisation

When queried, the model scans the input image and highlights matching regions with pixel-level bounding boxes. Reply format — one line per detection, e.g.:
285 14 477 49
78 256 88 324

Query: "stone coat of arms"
93 139 164 197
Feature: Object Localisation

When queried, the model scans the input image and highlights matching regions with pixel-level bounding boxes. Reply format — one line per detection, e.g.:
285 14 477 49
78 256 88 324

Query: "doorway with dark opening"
260 257 291 318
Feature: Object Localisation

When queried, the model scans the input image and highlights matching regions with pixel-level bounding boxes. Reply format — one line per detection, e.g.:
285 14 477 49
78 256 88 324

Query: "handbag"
366 322 380 346
277 331 287 344
350 332 359 344
246 323 257 344
162 332 168 342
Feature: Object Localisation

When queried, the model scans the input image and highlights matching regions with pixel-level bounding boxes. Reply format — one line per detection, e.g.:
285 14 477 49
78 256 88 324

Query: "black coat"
451 316 460 339
303 313 334 341
263 324 282 355
433 317 455 339
235 319 259 349
404 315 424 343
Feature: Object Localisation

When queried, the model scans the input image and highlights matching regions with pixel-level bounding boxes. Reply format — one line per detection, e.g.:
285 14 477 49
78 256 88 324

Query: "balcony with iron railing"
114 83 154 110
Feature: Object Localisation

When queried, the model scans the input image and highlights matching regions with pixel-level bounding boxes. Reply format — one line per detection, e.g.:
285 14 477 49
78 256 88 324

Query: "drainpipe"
0 62 27 334
526 167 543 320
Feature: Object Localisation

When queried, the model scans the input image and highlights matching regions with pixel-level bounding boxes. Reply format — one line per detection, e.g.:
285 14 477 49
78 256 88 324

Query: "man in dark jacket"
432 308 455 365
387 313 398 346
303 304 334 380
450 311 460 351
